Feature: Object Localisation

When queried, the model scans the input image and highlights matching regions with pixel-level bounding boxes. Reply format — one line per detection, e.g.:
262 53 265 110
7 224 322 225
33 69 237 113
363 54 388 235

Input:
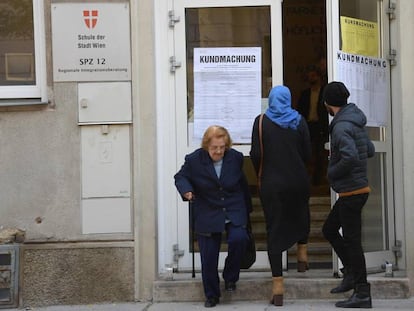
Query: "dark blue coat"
174 148 252 233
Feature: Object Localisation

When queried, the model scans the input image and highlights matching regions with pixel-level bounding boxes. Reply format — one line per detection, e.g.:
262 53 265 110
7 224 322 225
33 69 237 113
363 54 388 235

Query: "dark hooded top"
328 103 375 193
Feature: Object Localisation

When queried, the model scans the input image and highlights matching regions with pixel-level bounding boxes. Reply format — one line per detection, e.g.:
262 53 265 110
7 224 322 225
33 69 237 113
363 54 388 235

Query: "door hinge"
169 56 182 73
169 10 180 28
161 243 184 279
386 2 396 20
392 240 402 258
387 49 397 66
173 243 184 265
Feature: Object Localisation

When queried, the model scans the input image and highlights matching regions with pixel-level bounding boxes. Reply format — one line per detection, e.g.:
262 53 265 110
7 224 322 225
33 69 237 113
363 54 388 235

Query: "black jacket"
250 114 311 192
297 87 329 140
328 103 375 193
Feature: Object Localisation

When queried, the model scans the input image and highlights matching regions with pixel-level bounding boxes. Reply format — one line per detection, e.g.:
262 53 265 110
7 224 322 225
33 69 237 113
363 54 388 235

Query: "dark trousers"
261 190 309 277
197 223 248 299
268 250 283 277
322 193 369 285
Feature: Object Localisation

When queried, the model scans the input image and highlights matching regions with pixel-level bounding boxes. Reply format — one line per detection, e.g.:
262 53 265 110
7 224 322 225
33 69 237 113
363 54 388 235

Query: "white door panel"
327 0 395 272
165 0 396 275
173 0 284 272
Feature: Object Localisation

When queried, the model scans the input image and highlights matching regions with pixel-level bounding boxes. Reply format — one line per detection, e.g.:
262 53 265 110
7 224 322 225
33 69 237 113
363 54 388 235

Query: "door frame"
168 0 284 272
326 0 396 273
154 0 398 276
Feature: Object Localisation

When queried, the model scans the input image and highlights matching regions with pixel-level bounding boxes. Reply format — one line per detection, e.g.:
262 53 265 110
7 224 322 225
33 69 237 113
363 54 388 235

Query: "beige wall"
0 0 135 243
0 84 83 240
20 244 134 307
0 0 157 305
131 0 157 302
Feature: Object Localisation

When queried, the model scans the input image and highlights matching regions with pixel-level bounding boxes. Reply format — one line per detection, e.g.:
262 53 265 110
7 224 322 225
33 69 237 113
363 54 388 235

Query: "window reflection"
339 0 385 142
363 153 387 252
0 0 35 86
339 0 389 254
185 7 271 122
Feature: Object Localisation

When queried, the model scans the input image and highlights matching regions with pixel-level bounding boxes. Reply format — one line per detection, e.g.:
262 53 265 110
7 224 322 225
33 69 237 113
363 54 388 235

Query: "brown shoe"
271 294 283 306
297 261 309 272
271 276 284 306
297 243 309 272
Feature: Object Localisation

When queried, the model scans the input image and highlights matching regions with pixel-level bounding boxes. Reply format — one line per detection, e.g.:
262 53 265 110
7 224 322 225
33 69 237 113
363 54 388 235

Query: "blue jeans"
322 193 369 285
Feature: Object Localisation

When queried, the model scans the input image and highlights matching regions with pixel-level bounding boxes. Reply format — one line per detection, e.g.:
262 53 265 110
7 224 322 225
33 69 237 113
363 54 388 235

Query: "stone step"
153 270 410 302
287 242 332 255
251 195 332 265
246 195 333 265
250 227 327 241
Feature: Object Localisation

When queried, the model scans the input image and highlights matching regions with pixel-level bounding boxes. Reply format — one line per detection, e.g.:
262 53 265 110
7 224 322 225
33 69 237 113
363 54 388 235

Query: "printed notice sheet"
336 51 388 127
340 16 379 57
193 47 261 144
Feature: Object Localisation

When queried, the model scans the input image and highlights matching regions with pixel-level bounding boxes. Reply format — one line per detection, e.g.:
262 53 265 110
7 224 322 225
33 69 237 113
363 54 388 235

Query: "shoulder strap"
258 114 264 190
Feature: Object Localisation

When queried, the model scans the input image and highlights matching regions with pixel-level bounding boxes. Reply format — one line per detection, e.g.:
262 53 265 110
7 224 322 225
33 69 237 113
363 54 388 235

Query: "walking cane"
189 200 196 278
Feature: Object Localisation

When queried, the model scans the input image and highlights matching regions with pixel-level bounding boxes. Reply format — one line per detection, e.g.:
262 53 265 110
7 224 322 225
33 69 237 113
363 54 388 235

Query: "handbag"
240 218 256 269
240 114 262 269
257 113 264 190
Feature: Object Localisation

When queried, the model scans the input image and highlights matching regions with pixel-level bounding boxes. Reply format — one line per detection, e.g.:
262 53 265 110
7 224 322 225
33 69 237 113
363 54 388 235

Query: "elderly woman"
250 85 311 306
174 125 252 308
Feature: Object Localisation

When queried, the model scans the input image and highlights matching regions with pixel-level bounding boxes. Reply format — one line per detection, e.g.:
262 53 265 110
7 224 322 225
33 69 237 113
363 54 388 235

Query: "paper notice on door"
336 51 388 127
193 47 261 144
340 16 379 58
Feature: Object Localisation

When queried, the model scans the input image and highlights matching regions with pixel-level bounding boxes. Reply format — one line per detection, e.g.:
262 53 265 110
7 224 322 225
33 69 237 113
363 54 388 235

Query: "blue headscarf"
265 85 301 130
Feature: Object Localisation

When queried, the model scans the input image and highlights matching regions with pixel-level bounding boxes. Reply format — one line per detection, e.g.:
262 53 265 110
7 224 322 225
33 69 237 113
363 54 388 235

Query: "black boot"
335 283 372 308
331 268 354 293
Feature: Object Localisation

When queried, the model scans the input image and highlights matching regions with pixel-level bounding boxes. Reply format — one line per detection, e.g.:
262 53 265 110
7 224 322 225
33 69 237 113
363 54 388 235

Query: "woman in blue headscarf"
250 85 312 306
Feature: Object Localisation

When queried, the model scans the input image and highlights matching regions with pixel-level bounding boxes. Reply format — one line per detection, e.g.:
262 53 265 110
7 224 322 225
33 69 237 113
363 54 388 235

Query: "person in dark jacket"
174 125 252 308
250 85 311 306
321 81 375 308
297 68 329 185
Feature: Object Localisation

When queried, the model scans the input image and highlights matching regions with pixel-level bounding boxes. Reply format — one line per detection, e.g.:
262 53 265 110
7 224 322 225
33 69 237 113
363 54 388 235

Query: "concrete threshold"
153 269 410 302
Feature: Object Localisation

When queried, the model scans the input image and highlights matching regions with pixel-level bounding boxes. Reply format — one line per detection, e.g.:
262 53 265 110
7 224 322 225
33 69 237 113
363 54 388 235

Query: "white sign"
193 47 262 144
51 3 131 82
336 51 388 127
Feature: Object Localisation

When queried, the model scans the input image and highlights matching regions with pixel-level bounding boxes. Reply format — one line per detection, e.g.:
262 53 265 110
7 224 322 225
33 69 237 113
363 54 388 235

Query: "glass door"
327 0 395 272
173 0 284 271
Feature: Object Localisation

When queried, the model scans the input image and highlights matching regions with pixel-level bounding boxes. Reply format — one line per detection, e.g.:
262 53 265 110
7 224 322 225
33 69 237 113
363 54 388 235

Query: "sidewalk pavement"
3 298 414 311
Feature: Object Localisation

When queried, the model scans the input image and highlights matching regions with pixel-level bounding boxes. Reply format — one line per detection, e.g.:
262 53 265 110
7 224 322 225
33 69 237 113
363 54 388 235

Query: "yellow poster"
340 16 379 57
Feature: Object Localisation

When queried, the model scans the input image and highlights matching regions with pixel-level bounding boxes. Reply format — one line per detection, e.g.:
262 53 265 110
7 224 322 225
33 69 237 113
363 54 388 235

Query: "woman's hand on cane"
184 192 194 201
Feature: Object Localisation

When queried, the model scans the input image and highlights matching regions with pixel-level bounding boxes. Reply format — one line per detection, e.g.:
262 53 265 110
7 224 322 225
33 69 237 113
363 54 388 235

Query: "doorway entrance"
166 0 395 276
281 0 331 270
